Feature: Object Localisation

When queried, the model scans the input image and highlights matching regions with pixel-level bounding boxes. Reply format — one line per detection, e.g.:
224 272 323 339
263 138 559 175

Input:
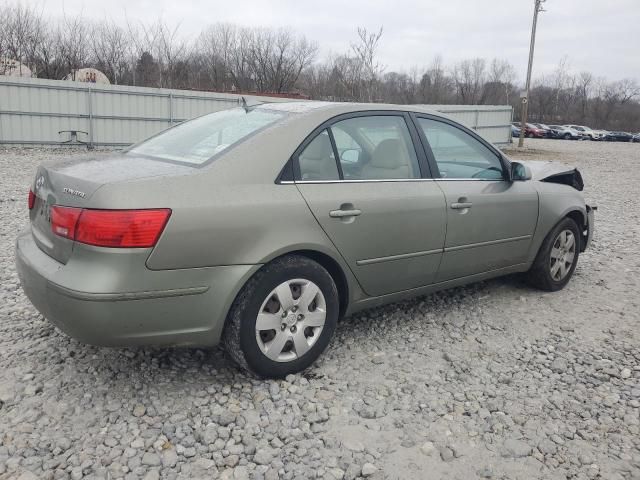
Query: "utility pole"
518 0 546 148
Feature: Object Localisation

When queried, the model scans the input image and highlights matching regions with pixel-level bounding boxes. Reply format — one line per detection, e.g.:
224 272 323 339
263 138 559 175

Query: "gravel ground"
0 139 639 480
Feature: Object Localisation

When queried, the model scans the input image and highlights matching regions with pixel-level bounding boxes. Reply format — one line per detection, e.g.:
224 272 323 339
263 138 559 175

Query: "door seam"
292 183 368 295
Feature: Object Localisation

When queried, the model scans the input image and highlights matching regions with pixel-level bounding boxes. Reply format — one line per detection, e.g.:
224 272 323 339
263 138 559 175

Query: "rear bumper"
15 230 259 347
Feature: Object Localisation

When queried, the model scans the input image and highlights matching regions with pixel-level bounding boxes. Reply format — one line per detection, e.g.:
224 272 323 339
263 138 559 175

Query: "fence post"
474 109 479 131
168 92 173 126
87 85 94 149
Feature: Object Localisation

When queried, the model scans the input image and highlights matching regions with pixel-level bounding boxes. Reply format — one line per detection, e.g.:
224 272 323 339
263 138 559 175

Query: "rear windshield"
128 108 285 165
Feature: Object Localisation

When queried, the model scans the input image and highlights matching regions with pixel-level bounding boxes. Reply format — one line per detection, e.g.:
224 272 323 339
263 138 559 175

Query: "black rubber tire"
526 217 581 292
527 132 534 138
563 133 571 140
222 255 339 378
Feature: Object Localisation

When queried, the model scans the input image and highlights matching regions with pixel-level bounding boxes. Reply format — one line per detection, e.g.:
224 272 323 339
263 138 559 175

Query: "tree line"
1 3 638 131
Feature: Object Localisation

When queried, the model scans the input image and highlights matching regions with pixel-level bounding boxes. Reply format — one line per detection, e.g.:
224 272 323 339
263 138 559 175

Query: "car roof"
257 101 446 118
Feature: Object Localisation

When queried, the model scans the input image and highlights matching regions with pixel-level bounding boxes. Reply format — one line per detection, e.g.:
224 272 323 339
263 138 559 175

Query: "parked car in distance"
548 125 584 140
512 122 546 138
633 133 640 143
564 125 606 141
16 102 595 378
533 123 553 134
511 124 521 137
605 131 635 142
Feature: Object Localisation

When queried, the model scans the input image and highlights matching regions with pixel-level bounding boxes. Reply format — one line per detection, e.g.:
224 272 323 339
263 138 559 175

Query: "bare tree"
1 3 44 75
92 21 130 84
155 20 188 88
59 14 90 80
452 58 486 104
350 26 384 101
576 71 593 122
196 23 235 90
419 56 452 104
227 27 253 91
483 58 516 104
31 23 67 79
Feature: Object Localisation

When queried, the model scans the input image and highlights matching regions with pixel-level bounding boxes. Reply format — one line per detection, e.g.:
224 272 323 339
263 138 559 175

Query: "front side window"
330 116 420 180
128 107 285 165
298 129 340 181
417 118 504 180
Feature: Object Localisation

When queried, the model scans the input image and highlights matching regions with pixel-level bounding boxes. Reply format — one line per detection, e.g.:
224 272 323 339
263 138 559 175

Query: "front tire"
526 217 581 291
222 255 339 378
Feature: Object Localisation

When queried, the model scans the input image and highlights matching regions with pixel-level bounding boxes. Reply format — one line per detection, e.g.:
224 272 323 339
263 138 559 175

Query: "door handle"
451 202 473 210
329 208 362 218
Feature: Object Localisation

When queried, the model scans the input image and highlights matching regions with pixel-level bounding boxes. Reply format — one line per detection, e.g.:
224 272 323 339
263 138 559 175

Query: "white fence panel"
0 77 513 147
0 77 294 146
423 105 513 145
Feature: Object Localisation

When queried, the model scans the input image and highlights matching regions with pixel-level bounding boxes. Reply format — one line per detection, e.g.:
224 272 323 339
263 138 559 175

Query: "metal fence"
0 77 512 147
421 105 513 145
0 77 294 147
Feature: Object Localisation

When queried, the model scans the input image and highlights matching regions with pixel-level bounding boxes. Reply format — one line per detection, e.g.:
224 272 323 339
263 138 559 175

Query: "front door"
294 113 447 297
414 116 538 282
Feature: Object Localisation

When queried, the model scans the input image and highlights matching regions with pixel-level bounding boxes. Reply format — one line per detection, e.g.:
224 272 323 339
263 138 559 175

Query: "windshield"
128 108 285 165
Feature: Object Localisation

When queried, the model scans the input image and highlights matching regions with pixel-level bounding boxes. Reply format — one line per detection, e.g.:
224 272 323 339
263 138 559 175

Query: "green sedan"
16 102 595 378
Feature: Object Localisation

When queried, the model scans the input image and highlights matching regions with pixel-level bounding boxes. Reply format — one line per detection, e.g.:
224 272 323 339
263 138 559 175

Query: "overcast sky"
21 0 640 83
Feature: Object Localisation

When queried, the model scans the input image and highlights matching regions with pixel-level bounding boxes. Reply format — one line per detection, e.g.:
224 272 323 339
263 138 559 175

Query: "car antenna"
240 96 264 113
240 97 255 113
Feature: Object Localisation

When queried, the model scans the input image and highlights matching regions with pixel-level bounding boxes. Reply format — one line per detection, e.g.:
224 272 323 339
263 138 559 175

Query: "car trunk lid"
30 153 193 264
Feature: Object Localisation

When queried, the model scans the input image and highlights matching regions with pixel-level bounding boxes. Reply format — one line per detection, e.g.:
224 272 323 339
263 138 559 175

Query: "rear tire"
222 255 339 378
526 217 581 291
563 133 571 140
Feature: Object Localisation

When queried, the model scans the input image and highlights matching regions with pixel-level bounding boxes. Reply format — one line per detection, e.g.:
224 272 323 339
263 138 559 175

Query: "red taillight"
50 206 82 240
28 189 36 210
50 207 171 248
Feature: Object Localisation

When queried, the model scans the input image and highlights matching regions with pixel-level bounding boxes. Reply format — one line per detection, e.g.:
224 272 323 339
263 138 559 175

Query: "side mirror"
340 149 360 163
511 162 532 181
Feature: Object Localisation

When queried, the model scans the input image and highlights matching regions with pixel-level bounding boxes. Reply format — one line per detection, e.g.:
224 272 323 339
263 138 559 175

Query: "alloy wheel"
255 279 326 362
549 230 576 281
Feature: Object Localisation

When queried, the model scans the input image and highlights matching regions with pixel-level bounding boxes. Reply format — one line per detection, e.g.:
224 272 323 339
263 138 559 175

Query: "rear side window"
128 108 284 165
298 130 340 181
417 118 504 180
331 116 420 180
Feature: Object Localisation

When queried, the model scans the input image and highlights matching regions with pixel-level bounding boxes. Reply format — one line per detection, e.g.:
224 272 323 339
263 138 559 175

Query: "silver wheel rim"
255 278 326 363
549 229 576 281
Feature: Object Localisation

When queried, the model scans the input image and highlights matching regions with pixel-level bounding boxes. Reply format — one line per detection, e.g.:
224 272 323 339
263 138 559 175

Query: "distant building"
64 68 111 85
0 58 32 77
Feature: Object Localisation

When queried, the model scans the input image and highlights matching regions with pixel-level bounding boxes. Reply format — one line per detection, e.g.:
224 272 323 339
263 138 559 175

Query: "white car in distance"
564 125 606 141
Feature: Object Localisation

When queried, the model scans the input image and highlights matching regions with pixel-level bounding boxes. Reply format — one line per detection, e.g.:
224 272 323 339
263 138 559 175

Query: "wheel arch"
564 209 588 252
252 244 354 319
278 249 350 318
528 190 588 265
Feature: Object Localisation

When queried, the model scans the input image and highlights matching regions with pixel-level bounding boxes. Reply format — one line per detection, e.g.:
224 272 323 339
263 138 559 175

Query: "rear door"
293 112 447 297
413 115 538 282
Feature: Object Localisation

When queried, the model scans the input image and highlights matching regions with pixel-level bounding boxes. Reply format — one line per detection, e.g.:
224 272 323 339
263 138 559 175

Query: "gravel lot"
0 139 639 480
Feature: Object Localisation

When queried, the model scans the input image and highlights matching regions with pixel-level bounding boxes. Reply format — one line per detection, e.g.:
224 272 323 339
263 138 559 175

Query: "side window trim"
296 128 340 182
287 110 433 183
326 127 345 180
402 111 433 179
409 113 508 181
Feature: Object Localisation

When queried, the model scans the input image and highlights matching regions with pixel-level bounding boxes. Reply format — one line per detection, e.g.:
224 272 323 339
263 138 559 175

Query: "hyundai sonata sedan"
16 102 595 378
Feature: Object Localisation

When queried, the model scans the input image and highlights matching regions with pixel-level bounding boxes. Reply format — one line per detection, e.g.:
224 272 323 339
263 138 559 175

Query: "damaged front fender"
519 160 584 191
